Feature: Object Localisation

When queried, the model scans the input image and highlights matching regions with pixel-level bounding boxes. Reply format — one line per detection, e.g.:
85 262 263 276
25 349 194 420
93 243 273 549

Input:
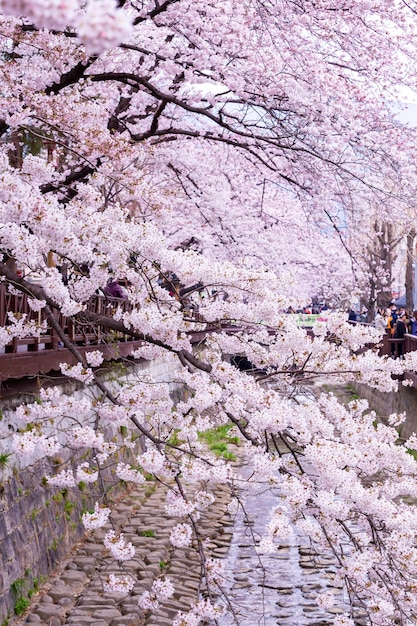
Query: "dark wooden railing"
380 331 417 358
378 332 417 387
0 282 215 386
2 281 417 389
0 283 136 350
0 283 143 382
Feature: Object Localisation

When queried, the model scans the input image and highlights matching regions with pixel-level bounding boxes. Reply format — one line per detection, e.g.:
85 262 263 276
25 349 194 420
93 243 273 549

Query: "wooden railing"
378 332 417 388
380 331 417 358
0 283 143 382
0 282 213 385
2 281 417 388
0 284 135 351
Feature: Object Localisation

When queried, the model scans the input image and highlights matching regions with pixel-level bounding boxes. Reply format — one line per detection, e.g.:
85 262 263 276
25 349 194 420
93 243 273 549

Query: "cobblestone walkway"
13 438 352 626
14 480 233 626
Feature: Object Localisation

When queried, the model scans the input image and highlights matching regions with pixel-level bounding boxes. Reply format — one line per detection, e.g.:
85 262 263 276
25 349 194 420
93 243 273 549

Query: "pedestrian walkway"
14 480 233 626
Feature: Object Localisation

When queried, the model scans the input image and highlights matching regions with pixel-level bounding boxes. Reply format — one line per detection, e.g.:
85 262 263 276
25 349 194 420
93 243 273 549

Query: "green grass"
10 579 25 595
167 429 183 446
198 424 239 460
0 453 11 468
11 571 42 616
407 448 417 461
63 500 75 519
345 383 360 401
14 597 30 616
49 538 59 551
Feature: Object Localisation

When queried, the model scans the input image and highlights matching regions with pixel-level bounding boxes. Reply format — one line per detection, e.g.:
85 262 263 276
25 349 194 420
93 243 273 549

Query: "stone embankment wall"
0 357 180 625
0 455 93 624
354 380 417 440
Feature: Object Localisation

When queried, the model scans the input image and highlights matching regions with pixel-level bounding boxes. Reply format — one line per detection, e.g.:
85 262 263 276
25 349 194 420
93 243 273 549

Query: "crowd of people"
348 304 417 359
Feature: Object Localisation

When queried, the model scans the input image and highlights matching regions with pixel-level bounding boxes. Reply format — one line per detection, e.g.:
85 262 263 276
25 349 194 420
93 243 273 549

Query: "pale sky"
396 101 417 127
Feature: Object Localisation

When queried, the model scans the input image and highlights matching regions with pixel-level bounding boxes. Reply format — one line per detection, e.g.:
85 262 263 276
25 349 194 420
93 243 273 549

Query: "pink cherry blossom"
103 530 135 561
82 502 111 530
103 573 134 594
3 0 417 622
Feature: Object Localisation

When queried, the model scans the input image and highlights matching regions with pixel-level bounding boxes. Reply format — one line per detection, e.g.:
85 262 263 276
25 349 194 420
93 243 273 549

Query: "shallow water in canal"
218 469 347 626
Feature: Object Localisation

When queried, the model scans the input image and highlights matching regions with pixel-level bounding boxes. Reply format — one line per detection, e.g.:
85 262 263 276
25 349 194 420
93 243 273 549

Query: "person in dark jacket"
411 311 417 335
393 313 407 359
348 309 357 324
103 281 127 299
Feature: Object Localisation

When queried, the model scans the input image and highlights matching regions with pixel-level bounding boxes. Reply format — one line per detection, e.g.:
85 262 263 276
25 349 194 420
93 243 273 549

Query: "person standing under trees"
374 308 387 331
387 305 398 335
405 310 412 334
348 308 357 324
396 308 411 333
103 280 128 299
388 306 399 357
393 313 408 359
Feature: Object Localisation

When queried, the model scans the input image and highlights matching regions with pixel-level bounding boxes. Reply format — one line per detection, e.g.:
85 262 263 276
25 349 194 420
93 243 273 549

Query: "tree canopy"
3 1 417 624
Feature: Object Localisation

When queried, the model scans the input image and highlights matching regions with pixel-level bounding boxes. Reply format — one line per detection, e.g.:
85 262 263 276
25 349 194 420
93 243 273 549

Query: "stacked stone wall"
354 381 417 440
0 357 181 624
0 455 98 624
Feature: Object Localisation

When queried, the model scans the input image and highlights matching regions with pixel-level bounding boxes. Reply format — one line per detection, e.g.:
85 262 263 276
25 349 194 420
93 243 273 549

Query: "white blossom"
82 502 111 529
103 573 134 594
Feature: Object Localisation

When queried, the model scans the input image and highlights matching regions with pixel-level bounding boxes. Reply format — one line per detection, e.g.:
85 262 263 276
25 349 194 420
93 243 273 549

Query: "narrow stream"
218 468 347 626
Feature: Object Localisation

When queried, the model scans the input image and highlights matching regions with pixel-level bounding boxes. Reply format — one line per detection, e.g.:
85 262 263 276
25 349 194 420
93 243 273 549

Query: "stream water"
215 383 368 625
218 473 347 626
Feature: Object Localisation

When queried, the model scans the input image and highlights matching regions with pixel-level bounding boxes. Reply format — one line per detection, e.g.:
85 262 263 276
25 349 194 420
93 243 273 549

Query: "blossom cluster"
138 578 175 611
85 350 104 367
103 573 134 594
103 530 135 561
170 523 193 548
60 362 94 384
0 313 45 351
13 431 61 458
173 599 224 625
115 462 145 484
137 448 174 479
165 490 196 518
75 462 98 484
82 502 111 530
0 0 133 54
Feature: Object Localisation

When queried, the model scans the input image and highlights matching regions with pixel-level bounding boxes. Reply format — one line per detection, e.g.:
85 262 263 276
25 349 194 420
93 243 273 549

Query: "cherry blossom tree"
3 1 417 624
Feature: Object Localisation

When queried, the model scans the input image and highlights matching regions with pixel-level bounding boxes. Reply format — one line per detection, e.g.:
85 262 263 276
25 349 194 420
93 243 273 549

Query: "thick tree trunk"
406 229 416 313
375 222 396 311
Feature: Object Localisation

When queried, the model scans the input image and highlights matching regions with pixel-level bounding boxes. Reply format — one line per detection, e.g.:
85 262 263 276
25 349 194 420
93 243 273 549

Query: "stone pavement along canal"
13 450 353 626
12 480 234 626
